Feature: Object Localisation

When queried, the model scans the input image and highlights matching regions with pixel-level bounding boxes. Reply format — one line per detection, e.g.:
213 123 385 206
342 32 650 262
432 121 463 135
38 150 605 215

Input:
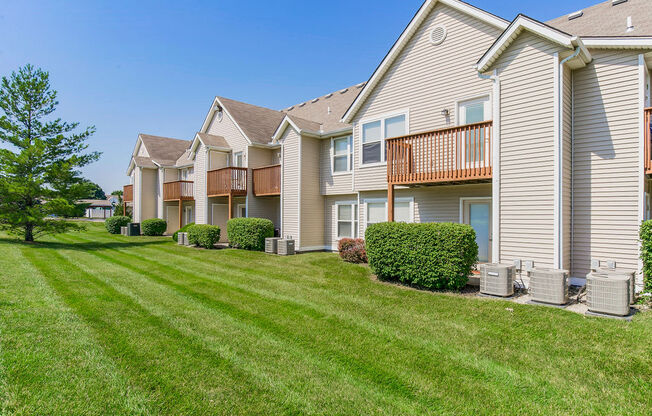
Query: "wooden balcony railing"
207 167 247 197
387 120 493 185
252 164 281 196
123 185 133 202
645 108 652 174
163 180 194 201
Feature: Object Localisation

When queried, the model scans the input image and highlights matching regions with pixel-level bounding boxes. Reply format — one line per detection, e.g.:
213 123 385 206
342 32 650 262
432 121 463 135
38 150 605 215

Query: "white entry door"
212 204 228 243
462 198 491 263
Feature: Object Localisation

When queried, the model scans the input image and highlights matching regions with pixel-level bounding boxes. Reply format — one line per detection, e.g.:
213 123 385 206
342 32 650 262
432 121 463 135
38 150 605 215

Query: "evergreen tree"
0 65 100 241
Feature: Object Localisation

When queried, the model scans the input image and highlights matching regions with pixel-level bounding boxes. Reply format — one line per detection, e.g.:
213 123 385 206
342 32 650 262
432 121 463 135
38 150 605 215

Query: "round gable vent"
430 25 447 45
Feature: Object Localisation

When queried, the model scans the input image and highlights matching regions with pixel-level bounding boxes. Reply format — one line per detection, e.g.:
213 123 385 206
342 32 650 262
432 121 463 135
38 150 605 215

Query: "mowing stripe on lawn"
55 233 568 413
21 245 307 415
0 240 152 415
50 235 426 415
52 234 443 413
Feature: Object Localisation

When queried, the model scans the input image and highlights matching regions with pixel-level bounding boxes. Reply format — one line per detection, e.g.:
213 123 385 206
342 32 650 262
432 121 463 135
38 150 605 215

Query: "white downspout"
556 47 581 270
477 69 500 264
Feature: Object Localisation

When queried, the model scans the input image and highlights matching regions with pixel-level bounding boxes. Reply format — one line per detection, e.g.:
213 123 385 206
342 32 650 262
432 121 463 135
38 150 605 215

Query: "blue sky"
0 0 597 193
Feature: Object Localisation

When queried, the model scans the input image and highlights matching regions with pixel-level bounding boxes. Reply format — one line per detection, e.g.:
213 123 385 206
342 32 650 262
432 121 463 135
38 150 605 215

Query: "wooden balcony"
163 180 194 201
645 108 652 174
252 164 281 196
207 167 247 197
123 185 133 202
387 120 493 185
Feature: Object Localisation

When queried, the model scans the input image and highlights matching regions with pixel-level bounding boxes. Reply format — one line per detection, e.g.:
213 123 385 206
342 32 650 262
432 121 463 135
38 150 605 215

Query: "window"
361 113 407 165
337 203 358 238
365 198 414 229
179 168 193 181
233 152 244 167
332 136 352 173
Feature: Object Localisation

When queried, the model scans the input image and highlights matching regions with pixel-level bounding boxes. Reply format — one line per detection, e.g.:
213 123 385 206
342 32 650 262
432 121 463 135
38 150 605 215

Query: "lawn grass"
0 222 651 415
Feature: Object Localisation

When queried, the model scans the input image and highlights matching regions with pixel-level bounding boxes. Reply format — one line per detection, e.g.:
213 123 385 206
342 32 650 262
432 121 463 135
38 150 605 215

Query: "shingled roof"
138 134 191 166
216 96 286 145
547 0 652 36
283 83 365 133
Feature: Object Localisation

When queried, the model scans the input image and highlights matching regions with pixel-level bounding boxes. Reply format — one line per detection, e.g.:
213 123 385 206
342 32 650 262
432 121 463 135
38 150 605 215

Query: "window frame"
331 135 353 175
358 109 409 168
336 201 358 239
363 197 414 230
232 151 244 167
455 95 491 125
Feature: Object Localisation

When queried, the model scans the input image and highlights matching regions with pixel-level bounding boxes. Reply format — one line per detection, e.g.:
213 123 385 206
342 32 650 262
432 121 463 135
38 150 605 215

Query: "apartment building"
125 0 652 287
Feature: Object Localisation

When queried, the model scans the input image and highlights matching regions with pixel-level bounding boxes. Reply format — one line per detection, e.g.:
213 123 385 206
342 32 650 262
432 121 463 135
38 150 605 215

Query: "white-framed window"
336 202 358 238
331 135 353 174
237 204 246 218
232 151 244 167
364 197 414 230
360 112 407 165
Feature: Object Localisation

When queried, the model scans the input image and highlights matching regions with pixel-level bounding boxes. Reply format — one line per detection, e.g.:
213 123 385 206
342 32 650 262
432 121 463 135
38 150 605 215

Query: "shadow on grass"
0 236 170 252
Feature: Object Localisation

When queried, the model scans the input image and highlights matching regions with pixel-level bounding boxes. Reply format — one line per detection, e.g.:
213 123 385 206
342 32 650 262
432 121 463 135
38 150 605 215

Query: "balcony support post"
228 193 233 221
178 200 182 230
388 183 394 222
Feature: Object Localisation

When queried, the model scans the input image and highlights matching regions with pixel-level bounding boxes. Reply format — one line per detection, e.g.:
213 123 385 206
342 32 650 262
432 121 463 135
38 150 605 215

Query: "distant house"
80 199 115 219
107 195 120 205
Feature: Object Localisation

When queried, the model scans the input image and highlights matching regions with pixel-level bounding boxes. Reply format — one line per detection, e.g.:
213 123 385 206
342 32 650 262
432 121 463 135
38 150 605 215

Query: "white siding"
351 3 501 191
205 108 249 155
492 31 562 268
571 50 642 278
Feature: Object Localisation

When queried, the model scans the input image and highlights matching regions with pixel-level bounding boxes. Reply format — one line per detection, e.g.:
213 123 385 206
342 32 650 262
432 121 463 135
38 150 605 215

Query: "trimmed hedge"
338 238 367 264
141 219 167 236
105 216 131 234
365 222 478 291
227 218 274 251
187 224 220 249
173 222 194 242
640 220 652 292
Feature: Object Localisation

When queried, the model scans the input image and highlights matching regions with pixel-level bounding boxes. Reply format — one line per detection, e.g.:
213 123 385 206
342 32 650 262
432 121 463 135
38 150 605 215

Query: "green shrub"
187 224 220 249
173 222 195 242
141 218 167 236
105 216 131 234
338 238 367 263
640 220 652 292
227 217 274 251
365 222 478 291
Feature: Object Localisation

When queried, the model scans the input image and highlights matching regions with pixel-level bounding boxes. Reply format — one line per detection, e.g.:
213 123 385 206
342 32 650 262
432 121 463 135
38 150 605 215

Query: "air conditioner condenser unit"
479 264 515 297
593 269 636 304
528 268 569 305
265 237 281 254
586 273 631 317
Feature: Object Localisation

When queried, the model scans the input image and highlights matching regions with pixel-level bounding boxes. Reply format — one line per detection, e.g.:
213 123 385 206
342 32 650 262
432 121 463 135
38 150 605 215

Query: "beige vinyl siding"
137 143 149 157
248 146 280 227
351 3 501 191
208 150 228 171
320 138 353 195
205 108 249 155
165 202 179 235
281 128 300 243
164 168 177 183
562 64 572 270
492 31 562 268
571 50 642 278
301 136 325 249
324 194 358 250
194 144 208 224
141 168 158 221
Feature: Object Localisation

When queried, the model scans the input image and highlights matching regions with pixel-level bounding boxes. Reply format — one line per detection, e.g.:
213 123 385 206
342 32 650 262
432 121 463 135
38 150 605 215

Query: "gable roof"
476 14 592 73
211 96 286 145
547 0 652 37
342 0 509 123
138 134 191 166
